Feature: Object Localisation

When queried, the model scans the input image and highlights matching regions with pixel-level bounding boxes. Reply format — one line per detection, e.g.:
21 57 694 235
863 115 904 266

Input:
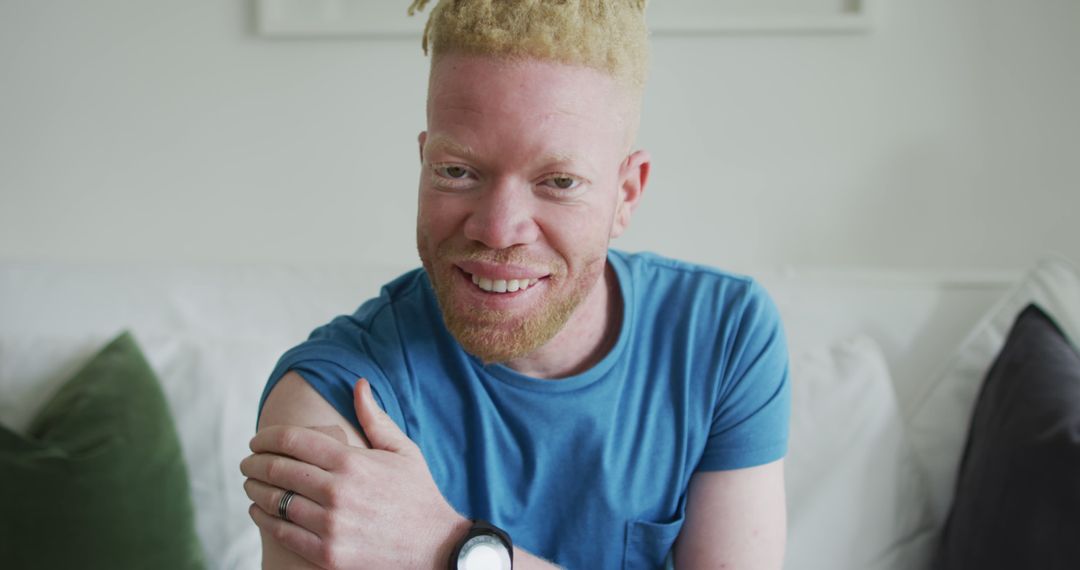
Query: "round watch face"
457 534 512 570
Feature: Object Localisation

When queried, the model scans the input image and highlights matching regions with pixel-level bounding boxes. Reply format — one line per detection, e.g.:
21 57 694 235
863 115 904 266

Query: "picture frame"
255 0 876 38
649 0 875 34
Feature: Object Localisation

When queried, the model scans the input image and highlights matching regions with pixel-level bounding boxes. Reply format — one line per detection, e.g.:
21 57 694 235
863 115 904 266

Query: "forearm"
260 512 562 570
260 528 322 570
260 537 561 569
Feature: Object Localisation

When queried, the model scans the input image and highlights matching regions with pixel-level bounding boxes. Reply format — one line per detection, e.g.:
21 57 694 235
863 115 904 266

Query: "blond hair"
407 0 649 90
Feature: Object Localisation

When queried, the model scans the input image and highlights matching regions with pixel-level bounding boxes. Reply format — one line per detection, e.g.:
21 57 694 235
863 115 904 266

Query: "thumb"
353 378 414 455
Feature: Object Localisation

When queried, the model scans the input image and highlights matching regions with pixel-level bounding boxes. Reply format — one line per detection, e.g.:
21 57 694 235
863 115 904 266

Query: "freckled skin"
416 53 647 377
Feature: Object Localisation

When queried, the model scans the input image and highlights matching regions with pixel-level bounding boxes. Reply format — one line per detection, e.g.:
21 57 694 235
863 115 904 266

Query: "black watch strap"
448 519 514 570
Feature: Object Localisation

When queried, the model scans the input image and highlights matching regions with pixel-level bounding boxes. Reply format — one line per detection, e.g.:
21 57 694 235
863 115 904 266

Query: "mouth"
454 265 549 296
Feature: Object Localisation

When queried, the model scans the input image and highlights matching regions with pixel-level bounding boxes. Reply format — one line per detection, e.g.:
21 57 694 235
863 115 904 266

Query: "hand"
241 378 469 569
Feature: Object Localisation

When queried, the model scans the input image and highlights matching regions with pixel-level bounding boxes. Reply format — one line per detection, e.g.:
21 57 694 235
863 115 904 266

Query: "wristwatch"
448 519 514 570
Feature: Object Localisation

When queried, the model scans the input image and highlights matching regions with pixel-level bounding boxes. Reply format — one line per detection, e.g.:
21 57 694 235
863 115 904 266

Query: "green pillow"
0 332 206 569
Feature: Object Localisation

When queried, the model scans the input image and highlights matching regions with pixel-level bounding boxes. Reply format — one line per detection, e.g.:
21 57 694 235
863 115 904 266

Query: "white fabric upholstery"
786 335 934 570
3 259 1051 569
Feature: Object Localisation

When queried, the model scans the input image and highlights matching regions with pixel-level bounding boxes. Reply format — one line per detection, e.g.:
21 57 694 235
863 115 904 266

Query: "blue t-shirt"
259 250 790 569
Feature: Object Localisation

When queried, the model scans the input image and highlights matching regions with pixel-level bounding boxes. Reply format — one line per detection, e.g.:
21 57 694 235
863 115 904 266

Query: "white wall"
2 0 1078 273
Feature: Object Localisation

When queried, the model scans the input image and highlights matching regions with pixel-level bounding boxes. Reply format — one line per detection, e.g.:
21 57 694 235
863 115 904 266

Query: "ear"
610 149 650 239
418 131 428 163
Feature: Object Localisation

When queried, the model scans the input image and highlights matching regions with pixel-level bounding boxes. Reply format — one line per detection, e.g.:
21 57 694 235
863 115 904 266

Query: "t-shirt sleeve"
256 331 407 439
696 280 791 471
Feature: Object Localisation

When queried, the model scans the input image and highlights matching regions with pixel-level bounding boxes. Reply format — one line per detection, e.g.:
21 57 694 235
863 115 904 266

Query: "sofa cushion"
0 262 410 568
907 256 1080 526
935 304 1080 569
785 335 934 570
0 332 206 569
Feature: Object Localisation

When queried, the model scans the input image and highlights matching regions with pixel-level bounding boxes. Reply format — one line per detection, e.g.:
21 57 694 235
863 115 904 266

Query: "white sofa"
2 255 1078 569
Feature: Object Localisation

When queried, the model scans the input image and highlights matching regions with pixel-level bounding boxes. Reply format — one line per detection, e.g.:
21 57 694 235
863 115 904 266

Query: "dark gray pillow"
935 304 1080 570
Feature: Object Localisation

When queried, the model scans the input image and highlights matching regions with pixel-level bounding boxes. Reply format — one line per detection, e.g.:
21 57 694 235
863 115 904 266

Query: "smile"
469 273 541 294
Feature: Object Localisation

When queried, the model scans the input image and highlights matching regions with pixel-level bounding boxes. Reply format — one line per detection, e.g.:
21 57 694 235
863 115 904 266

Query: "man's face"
416 53 642 364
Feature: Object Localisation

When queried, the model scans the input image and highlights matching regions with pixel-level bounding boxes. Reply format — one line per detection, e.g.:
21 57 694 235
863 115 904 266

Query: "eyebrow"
424 134 480 163
424 133 592 172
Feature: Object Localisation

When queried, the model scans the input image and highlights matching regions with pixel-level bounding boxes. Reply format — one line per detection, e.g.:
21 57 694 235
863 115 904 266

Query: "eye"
436 165 471 179
543 175 581 191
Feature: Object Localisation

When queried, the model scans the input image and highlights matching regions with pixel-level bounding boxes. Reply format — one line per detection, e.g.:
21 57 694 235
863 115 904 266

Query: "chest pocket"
623 518 682 569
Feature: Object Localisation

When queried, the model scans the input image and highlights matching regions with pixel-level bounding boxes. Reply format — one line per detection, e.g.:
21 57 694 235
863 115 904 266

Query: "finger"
308 425 348 445
240 452 334 506
248 503 330 569
353 378 414 456
250 425 349 471
244 478 330 536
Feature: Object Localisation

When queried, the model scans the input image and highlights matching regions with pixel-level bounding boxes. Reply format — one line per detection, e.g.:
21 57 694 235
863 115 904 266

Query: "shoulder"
257 267 435 434
613 249 777 329
309 267 430 346
615 249 758 295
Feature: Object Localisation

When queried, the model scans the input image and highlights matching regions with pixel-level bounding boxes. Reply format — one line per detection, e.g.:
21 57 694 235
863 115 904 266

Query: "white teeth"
469 274 540 293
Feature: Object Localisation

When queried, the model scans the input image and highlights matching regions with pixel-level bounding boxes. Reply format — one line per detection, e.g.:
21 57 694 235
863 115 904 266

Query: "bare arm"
255 371 371 569
673 460 787 569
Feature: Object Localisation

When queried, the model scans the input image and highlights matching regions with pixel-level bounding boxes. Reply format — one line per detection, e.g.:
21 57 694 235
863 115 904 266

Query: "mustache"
436 242 563 272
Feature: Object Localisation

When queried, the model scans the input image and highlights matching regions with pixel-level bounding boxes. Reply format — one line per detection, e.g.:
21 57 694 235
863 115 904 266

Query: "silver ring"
278 490 297 522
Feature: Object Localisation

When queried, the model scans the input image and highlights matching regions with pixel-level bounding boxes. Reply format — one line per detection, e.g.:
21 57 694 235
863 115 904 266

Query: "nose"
462 177 540 250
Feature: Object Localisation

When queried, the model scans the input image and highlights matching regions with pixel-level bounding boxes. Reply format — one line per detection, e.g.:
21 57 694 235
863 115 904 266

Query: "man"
241 1 790 568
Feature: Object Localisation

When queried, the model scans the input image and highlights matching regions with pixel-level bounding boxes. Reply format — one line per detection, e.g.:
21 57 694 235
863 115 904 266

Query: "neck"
503 261 622 379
